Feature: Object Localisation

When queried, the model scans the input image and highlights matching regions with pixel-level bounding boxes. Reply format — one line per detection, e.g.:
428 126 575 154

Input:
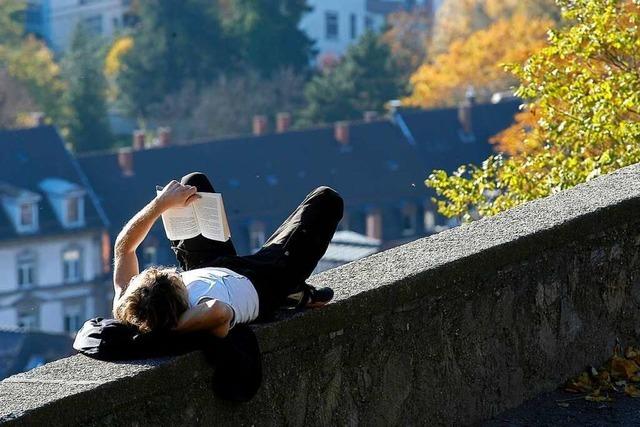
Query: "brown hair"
114 267 189 333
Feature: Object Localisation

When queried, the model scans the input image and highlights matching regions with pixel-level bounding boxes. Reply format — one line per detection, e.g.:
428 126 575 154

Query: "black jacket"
73 318 261 402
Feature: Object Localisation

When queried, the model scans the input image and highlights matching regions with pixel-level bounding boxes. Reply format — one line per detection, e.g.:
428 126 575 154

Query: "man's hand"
156 180 200 211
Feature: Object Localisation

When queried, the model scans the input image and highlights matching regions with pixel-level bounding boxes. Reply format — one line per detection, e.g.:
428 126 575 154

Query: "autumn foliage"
427 0 640 221
565 341 640 402
430 0 560 55
404 15 552 108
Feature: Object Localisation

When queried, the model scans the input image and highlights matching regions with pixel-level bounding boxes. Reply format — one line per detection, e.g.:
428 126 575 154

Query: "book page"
156 189 200 240
192 193 230 242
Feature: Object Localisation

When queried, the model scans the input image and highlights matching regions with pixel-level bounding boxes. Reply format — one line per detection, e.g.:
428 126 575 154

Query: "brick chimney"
366 209 382 240
458 86 476 134
363 111 378 122
157 127 171 147
276 112 292 133
252 115 268 136
117 148 134 176
132 130 146 150
334 121 350 145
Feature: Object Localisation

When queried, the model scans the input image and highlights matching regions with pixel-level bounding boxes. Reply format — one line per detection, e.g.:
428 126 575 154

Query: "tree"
117 0 235 117
404 14 552 108
430 0 560 55
0 0 65 125
426 0 640 221
218 0 314 75
381 9 432 80
0 69 38 128
62 26 113 152
301 31 405 125
147 68 306 140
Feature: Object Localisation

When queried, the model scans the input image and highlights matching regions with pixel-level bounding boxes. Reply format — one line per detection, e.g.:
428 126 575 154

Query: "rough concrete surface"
2 164 640 426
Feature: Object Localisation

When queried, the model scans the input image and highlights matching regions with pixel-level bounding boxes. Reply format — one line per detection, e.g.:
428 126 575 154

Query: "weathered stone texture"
2 164 640 426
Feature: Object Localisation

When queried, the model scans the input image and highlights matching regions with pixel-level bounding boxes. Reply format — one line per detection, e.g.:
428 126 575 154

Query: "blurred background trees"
62 26 113 152
301 31 405 125
427 0 640 220
0 0 65 127
404 14 552 108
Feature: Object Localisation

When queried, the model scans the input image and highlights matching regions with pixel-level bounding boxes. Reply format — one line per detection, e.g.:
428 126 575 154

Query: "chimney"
458 86 476 134
117 148 134 176
366 209 382 240
157 127 171 147
132 129 146 150
334 121 350 145
363 111 378 122
252 115 268 136
30 112 46 127
276 112 292 133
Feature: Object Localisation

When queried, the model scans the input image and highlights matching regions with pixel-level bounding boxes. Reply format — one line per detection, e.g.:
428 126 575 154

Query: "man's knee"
181 172 215 192
312 186 344 218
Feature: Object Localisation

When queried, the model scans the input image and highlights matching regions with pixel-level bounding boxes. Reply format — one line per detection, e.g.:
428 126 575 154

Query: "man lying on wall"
111 172 343 337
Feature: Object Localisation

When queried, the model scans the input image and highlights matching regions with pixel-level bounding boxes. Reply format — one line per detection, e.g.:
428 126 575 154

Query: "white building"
300 0 372 62
300 0 438 64
26 0 131 53
0 126 111 335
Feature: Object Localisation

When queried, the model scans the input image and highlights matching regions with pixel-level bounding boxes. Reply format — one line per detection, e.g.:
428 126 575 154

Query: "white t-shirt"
180 267 259 328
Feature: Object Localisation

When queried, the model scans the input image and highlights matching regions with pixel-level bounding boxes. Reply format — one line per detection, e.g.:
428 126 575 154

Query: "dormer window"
39 178 86 229
19 202 36 230
0 182 41 234
66 196 81 225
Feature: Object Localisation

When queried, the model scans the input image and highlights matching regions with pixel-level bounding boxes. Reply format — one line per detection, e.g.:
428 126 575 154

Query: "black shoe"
285 284 334 309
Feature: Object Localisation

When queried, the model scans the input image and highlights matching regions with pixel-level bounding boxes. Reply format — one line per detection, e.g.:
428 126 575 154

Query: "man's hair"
114 267 189 333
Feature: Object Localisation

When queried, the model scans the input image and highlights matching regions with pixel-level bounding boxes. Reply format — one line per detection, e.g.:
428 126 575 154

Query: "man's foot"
285 284 334 309
303 284 334 308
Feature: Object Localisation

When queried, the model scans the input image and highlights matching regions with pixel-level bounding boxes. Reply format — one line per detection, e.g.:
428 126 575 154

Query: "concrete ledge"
2 164 640 425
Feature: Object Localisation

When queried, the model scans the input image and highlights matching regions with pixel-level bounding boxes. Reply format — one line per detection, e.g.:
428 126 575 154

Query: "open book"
156 187 231 241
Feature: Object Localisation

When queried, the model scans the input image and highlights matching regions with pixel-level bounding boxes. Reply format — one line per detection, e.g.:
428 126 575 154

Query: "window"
325 11 339 40
401 204 417 236
66 196 80 225
82 15 103 35
62 248 82 283
18 202 37 232
424 210 436 233
365 15 374 31
63 302 85 334
17 308 39 330
17 251 36 288
350 13 357 39
143 245 158 267
249 221 266 254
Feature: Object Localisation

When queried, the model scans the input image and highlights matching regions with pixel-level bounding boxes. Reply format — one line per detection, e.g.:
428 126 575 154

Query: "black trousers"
171 172 343 319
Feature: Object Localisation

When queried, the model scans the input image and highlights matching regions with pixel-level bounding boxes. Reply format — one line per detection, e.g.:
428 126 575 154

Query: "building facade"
26 0 131 53
0 127 111 334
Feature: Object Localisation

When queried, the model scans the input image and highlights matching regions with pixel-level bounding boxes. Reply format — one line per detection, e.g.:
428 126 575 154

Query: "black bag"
73 318 262 402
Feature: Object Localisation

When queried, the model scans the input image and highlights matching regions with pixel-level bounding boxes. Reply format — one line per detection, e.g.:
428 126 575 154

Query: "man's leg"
243 186 343 308
262 186 343 281
171 172 237 270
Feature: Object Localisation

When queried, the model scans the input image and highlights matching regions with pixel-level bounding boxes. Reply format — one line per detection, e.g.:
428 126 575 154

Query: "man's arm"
112 180 199 311
174 298 234 338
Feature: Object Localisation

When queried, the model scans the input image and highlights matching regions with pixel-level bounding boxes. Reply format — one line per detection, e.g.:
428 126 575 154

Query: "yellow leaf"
611 356 640 380
625 384 640 398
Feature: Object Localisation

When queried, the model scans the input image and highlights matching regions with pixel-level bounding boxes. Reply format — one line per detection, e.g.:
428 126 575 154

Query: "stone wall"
2 164 640 426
